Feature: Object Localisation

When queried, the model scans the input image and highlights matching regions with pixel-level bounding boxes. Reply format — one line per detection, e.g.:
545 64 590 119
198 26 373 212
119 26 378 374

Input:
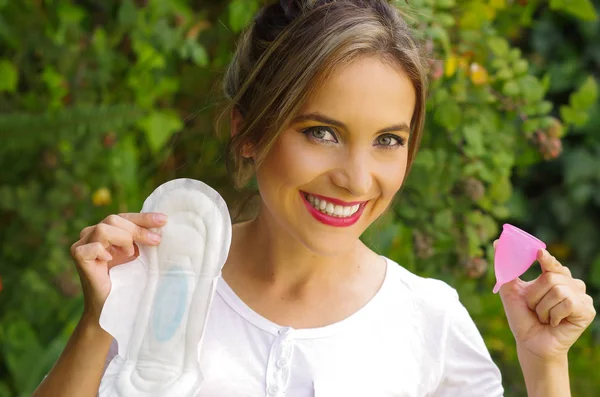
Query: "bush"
0 0 598 395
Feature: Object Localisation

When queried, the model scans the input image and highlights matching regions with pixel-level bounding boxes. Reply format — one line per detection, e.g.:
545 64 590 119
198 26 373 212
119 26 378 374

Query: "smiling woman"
32 1 595 397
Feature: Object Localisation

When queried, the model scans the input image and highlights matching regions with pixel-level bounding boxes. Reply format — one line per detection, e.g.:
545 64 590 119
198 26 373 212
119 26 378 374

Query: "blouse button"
267 385 280 395
276 358 288 369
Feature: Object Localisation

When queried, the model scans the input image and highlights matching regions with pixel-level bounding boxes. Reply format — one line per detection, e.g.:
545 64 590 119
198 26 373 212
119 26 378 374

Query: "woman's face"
254 56 417 256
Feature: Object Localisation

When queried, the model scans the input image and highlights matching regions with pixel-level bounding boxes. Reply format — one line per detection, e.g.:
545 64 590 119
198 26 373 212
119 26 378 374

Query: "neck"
227 207 369 292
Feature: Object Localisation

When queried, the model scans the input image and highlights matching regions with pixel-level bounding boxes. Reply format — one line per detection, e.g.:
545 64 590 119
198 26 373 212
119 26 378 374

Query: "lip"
300 192 366 227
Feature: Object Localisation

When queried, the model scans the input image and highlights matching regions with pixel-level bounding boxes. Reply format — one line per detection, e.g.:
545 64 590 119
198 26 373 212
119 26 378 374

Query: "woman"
34 1 596 396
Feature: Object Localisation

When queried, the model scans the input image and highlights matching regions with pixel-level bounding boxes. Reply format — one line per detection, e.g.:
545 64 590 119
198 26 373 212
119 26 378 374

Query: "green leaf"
434 101 462 130
1 317 43 391
461 3 494 29
560 106 589 127
413 149 435 170
0 59 17 92
433 209 453 230
570 76 598 109
513 59 529 75
502 81 520 97
463 124 484 156
488 37 510 57
132 40 166 70
489 176 512 203
137 110 183 154
590 255 600 288
519 75 545 102
111 135 140 207
57 3 86 24
0 382 11 397
550 0 598 21
118 0 137 27
428 25 451 54
540 73 551 92
523 118 541 134
229 0 259 33
436 13 455 27
436 0 456 8
538 101 553 115
190 42 209 67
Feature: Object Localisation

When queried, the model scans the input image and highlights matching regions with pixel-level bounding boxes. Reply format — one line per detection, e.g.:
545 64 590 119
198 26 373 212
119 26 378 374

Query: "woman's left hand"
497 245 596 361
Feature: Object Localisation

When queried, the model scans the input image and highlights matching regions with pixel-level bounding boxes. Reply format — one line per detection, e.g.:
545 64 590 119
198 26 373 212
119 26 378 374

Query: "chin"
295 227 363 257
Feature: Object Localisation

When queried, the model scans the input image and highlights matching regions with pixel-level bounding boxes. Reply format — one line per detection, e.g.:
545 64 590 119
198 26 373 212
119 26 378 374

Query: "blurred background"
0 0 599 395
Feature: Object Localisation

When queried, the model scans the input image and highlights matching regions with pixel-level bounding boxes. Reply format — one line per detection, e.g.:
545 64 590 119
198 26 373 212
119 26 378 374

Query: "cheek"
377 156 408 198
256 131 320 191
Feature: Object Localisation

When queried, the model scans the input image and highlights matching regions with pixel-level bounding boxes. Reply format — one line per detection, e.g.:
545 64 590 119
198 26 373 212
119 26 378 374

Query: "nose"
330 150 373 197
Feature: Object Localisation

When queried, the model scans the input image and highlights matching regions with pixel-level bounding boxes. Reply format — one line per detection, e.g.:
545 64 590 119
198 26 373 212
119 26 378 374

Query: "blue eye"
376 134 406 148
302 126 338 143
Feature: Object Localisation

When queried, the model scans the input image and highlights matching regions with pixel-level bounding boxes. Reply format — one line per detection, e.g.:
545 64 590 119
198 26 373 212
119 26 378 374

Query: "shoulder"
381 257 504 396
379 255 462 351
382 256 459 310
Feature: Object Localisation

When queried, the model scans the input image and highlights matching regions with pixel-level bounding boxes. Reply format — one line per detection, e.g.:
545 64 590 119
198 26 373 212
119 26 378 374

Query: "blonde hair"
223 0 428 190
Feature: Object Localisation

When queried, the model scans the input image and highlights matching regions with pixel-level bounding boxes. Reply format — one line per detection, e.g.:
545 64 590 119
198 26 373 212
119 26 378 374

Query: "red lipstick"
300 192 366 227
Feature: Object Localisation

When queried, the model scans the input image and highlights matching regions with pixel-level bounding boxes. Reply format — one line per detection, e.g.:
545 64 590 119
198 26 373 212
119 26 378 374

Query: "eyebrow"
291 112 411 135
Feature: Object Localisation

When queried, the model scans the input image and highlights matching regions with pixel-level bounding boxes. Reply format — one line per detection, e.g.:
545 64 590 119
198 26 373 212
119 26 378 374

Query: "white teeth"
326 203 334 215
305 194 361 218
319 200 327 210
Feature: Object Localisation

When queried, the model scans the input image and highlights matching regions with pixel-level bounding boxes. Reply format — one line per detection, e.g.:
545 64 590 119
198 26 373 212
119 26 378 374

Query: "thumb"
537 249 570 276
498 277 529 302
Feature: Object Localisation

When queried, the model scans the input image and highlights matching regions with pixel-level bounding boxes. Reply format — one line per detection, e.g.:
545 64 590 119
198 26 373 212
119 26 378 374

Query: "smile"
300 192 367 227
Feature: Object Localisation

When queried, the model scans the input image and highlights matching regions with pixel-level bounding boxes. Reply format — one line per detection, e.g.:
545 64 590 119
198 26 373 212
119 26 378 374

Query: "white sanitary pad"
99 178 232 397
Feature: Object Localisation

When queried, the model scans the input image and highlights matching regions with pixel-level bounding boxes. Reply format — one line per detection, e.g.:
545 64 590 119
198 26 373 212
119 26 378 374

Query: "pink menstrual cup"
493 224 546 294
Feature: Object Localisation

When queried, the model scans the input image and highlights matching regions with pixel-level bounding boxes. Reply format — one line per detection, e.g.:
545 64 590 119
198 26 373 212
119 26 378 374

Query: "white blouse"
103 256 504 396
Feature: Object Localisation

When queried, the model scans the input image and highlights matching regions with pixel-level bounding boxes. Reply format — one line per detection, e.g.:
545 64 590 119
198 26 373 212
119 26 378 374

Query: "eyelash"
301 126 407 149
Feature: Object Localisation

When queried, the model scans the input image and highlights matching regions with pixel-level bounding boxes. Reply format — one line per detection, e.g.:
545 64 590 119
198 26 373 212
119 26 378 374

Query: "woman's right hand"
70 213 168 323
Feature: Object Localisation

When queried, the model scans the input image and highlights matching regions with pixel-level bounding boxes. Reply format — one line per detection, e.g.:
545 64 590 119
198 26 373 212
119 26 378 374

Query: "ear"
230 107 254 159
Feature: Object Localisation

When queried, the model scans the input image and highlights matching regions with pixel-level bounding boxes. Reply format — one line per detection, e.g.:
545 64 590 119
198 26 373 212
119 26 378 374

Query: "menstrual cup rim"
502 223 546 249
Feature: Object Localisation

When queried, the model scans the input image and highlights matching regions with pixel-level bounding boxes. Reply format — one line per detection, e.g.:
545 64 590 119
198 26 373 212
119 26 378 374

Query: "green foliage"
560 76 598 128
550 0 598 21
0 59 17 93
0 0 598 396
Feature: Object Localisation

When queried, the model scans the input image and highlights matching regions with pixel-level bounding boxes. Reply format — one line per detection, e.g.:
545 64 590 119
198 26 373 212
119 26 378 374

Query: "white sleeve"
103 338 118 372
97 338 118 397
433 293 504 397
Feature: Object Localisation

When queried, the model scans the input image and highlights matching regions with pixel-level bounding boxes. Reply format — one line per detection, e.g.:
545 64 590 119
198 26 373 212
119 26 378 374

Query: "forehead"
299 56 416 129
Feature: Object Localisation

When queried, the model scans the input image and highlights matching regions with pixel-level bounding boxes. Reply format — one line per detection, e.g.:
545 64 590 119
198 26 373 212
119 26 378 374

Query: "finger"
71 242 113 265
534 284 572 324
573 278 587 294
117 212 168 229
101 214 163 247
548 295 577 327
524 271 572 311
80 226 94 239
87 223 136 256
537 249 571 277
493 239 498 250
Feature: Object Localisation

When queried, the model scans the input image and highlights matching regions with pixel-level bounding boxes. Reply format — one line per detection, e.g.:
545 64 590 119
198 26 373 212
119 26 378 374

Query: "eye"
302 126 338 143
376 134 407 148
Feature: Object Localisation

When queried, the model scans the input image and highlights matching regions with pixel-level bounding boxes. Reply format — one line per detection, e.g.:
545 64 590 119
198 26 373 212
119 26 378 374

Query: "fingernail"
154 213 168 223
149 232 162 243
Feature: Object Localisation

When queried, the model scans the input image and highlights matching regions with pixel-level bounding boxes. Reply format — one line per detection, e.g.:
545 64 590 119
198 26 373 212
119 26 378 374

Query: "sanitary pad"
99 178 232 397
